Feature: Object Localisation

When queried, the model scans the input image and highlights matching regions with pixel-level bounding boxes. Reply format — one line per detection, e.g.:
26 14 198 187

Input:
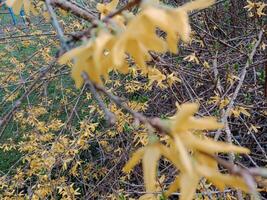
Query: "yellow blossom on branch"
59 0 215 88
124 103 250 200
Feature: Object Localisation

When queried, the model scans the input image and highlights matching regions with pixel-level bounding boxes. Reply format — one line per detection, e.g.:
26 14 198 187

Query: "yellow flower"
165 164 249 200
123 144 159 194
97 0 127 29
59 0 216 87
162 103 250 199
123 104 251 200
123 142 181 196
166 73 181 86
59 32 115 87
147 67 166 88
97 0 119 18
59 40 95 87
165 172 200 200
183 52 199 64
256 2 266 17
196 164 249 192
170 103 223 133
169 103 249 154
111 0 213 69
244 0 255 11
111 14 164 71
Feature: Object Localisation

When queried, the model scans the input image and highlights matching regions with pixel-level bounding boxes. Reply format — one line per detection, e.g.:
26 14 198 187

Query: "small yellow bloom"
256 2 266 17
97 0 119 18
123 143 180 196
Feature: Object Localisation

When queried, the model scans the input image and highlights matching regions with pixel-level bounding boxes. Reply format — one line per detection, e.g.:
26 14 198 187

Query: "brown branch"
214 30 264 140
94 83 170 134
49 0 96 22
45 0 69 51
104 0 141 20
81 72 116 126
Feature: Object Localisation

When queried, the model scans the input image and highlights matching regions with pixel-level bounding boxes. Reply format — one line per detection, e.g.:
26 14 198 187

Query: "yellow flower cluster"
123 103 250 200
59 0 215 88
244 0 266 17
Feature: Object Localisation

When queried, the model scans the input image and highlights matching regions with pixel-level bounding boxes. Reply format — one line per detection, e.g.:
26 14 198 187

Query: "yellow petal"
71 57 101 87
93 32 114 79
179 173 199 200
71 63 85 88
166 32 179 53
171 9 191 43
96 3 105 14
165 176 180 197
97 0 119 18
85 57 102 84
159 144 182 170
197 165 249 192
58 44 92 65
123 147 145 173
171 103 199 133
100 56 112 80
113 15 126 29
173 135 193 174
106 0 119 11
126 39 150 68
181 132 250 154
116 60 130 74
112 38 126 67
188 117 223 130
171 103 223 133
143 8 179 48
195 152 217 169
142 144 161 192
93 32 113 68
174 103 199 121
181 0 215 12
139 33 167 53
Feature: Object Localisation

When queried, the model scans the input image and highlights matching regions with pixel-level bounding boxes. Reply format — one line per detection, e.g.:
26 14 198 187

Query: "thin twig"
49 0 96 22
70 0 142 40
214 30 263 140
94 83 167 134
81 72 116 125
212 52 235 161
45 0 69 51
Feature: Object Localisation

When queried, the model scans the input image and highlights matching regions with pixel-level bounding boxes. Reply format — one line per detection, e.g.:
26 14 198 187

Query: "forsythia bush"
1 0 266 199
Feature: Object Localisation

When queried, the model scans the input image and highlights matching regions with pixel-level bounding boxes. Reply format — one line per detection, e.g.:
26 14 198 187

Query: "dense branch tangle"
2 0 267 199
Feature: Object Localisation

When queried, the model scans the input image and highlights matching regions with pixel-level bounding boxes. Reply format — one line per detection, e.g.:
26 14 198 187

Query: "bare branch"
215 30 264 140
81 72 116 126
